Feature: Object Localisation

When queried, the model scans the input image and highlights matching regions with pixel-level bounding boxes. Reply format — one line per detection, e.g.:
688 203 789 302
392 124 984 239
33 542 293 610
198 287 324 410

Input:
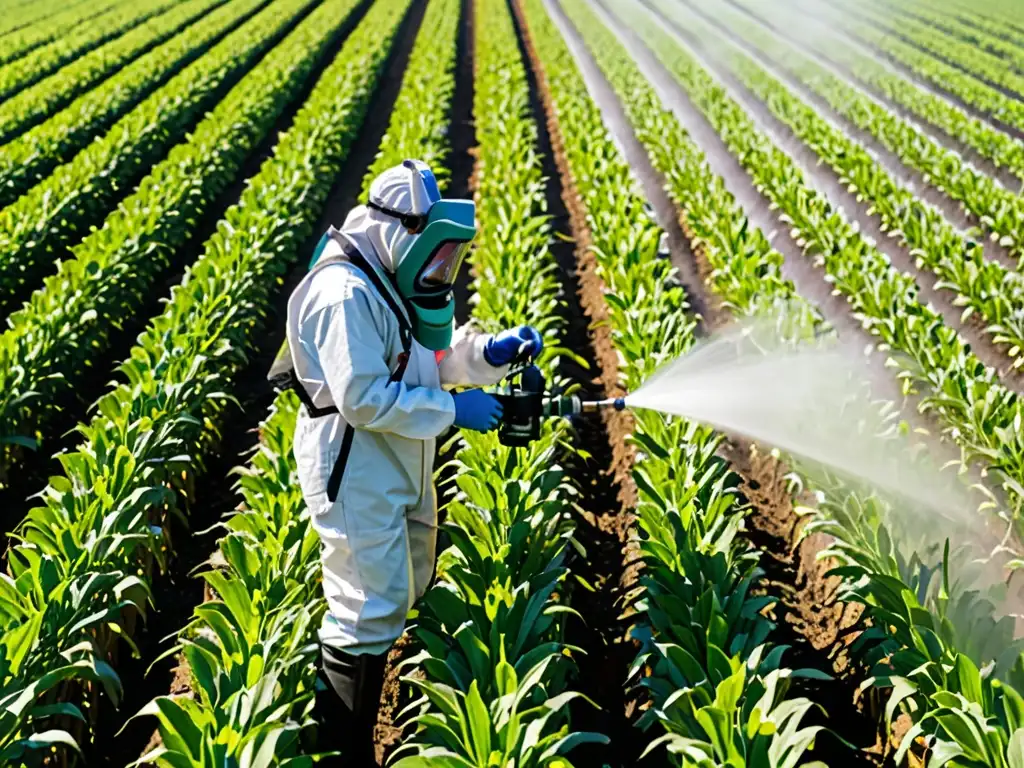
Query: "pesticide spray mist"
621 320 1023 640
626 326 974 521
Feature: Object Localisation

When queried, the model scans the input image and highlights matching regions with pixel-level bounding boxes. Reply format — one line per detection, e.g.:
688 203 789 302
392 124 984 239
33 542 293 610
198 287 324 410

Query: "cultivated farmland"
1 0 1023 765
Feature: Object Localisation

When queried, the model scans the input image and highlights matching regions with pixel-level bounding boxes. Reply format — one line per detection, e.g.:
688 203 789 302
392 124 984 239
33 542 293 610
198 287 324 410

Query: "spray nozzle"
578 397 626 412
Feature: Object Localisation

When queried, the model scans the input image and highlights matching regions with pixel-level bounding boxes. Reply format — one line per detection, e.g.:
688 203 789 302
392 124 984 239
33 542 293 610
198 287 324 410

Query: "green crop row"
729 0 1024 227
358 0 458 196
131 0 462 762
0 0 411 758
874 0 1024 73
798 0 1024 134
585 0 1024 763
0 0 289 319
846 0 1024 100
732 0 1024 187
0 0 113 64
0 0 176 100
645 0 1024 528
0 0 226 143
393 0 605 763
0 0 359 489
519 0 834 763
131 392 329 766
0 0 268 210
690 0 1024 354
911 0 1024 47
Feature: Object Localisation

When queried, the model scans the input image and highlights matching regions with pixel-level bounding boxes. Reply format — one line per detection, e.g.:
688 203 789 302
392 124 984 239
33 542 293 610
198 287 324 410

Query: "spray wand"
492 363 626 448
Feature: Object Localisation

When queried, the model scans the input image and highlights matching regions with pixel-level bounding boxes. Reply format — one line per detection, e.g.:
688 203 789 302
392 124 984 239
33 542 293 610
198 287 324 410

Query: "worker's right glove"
451 389 503 432
484 326 543 367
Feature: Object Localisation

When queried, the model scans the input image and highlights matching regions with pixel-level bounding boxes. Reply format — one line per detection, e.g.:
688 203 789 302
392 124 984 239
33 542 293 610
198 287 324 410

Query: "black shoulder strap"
334 237 414 385
300 235 418 503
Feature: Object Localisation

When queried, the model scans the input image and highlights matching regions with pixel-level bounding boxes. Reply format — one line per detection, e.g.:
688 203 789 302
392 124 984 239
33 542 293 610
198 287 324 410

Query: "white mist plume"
625 318 1023 642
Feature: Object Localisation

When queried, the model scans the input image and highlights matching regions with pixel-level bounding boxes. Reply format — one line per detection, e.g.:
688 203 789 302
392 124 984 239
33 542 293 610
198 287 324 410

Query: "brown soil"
374 633 419 765
509 0 652 763
724 442 888 765
548 0 893 762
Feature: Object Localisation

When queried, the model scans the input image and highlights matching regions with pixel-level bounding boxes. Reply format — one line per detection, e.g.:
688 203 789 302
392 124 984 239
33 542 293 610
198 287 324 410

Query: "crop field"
1 0 1024 764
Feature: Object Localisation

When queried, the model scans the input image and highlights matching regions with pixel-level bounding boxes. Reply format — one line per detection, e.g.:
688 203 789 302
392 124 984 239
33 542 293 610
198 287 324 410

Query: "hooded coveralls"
287 204 508 657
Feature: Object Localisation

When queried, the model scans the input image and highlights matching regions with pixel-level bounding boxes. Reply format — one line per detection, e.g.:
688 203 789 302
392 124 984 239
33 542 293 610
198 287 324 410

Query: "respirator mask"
368 160 476 351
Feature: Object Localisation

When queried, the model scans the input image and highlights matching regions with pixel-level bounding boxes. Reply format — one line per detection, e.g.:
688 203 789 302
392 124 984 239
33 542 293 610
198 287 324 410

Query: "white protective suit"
287 182 507 656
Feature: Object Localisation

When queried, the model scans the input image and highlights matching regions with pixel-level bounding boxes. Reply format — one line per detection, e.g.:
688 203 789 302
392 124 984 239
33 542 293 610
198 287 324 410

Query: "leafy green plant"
0 0 227 141
0 0 182 100
789 0 1024 133
0 0 289 315
0 0 361 483
715 0 1024 265
0 0 116 64
130 392 329 766
0 0 271 209
641 0 1024 526
0 0 412 757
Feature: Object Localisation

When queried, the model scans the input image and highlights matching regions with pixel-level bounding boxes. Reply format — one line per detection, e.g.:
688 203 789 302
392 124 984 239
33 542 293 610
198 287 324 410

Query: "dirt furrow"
722 0 1024 193
512 1 655 765
703 0 1018 270
509 1 648 764
113 2 432 764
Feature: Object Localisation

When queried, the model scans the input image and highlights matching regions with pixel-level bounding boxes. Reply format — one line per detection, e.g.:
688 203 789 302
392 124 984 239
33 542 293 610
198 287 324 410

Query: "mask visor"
418 240 471 288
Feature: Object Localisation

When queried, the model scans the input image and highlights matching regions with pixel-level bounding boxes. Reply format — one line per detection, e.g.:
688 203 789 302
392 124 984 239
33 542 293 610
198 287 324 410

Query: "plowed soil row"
506 0 647 763
548 0 896 762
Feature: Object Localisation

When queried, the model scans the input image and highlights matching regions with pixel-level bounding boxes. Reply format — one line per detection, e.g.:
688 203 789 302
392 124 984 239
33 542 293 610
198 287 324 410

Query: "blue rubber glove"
451 389 504 432
484 325 543 367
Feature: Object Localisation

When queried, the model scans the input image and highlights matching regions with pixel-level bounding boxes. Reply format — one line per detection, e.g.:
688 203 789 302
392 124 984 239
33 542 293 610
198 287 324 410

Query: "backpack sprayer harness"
269 232 626 501
268 233 413 503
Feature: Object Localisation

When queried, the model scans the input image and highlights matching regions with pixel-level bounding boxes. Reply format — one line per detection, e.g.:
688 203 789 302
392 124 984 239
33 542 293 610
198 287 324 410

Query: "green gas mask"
369 187 476 351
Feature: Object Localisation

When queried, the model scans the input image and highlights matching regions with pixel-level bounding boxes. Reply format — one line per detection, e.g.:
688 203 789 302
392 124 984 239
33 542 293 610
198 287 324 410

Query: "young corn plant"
0 0 361 482
0 0 290 317
639 0 1024 528
129 392 328 766
0 0 413 758
517 0 831 763
590 1 1024 761
0 0 273 209
392 0 605 761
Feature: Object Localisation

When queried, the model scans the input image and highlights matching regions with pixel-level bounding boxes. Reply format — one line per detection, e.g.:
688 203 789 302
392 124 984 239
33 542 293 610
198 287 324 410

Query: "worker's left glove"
484 325 543 367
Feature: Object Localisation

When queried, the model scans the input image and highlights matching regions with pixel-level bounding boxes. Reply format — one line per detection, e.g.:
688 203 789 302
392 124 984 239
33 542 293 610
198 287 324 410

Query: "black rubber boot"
320 644 388 766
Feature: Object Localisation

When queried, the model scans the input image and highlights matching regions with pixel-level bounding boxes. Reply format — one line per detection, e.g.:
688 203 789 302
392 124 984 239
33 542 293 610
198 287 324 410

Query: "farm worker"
283 159 542 761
